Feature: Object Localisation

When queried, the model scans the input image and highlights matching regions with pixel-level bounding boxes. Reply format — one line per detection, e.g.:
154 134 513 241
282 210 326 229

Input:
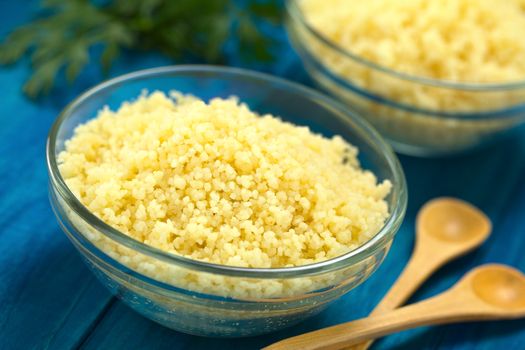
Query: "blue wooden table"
1 2 524 349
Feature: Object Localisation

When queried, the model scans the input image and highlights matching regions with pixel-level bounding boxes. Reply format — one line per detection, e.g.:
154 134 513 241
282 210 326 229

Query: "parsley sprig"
0 0 281 97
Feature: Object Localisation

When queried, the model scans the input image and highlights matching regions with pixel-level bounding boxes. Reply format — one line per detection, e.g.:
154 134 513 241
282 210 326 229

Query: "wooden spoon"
264 264 525 350
353 197 491 349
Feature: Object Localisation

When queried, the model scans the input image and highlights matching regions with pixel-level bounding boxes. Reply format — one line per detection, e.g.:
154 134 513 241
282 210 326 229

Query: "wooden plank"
0 103 115 349
0 5 116 346
1 1 525 349
0 181 114 350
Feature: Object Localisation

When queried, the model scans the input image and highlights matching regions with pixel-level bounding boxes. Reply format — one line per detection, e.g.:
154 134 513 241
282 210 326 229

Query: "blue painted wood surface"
1 1 524 349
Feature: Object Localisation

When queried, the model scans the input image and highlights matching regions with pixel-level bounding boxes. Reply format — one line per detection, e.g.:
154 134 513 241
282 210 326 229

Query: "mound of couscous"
293 0 525 153
301 0 525 84
58 91 391 268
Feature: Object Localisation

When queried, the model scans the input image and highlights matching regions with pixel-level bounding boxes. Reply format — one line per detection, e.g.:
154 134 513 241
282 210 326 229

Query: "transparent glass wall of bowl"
47 66 405 337
286 2 525 156
51 185 391 336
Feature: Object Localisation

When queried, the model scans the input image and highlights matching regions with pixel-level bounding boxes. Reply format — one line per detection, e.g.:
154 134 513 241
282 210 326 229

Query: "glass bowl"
46 65 407 337
285 0 525 156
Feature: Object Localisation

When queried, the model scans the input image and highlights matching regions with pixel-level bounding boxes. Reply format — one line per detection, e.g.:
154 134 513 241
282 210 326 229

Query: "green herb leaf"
101 43 120 74
65 42 89 82
23 56 63 96
249 1 283 24
237 15 274 62
0 0 282 98
0 26 37 64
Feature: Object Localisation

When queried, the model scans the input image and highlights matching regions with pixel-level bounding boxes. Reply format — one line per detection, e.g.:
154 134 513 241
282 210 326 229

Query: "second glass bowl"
286 0 525 156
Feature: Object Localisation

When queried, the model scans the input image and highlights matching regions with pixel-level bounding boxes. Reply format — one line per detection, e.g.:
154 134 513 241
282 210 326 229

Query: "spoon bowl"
417 198 492 246
469 265 525 315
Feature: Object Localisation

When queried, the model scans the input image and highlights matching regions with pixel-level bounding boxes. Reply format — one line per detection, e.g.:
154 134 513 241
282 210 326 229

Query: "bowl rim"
286 0 525 91
46 64 407 279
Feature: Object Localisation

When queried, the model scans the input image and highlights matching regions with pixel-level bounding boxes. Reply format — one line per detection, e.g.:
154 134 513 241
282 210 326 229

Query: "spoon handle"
350 245 446 350
374 249 442 312
264 290 481 350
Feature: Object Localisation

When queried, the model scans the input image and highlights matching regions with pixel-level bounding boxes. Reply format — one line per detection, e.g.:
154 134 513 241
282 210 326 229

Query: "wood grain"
0 1 524 350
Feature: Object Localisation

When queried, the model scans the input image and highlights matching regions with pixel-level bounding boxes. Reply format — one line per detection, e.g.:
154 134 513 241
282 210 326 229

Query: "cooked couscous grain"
59 91 391 268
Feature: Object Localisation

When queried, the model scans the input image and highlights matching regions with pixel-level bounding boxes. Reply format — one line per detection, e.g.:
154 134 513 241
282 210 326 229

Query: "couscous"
301 0 525 88
293 0 525 153
59 91 391 271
